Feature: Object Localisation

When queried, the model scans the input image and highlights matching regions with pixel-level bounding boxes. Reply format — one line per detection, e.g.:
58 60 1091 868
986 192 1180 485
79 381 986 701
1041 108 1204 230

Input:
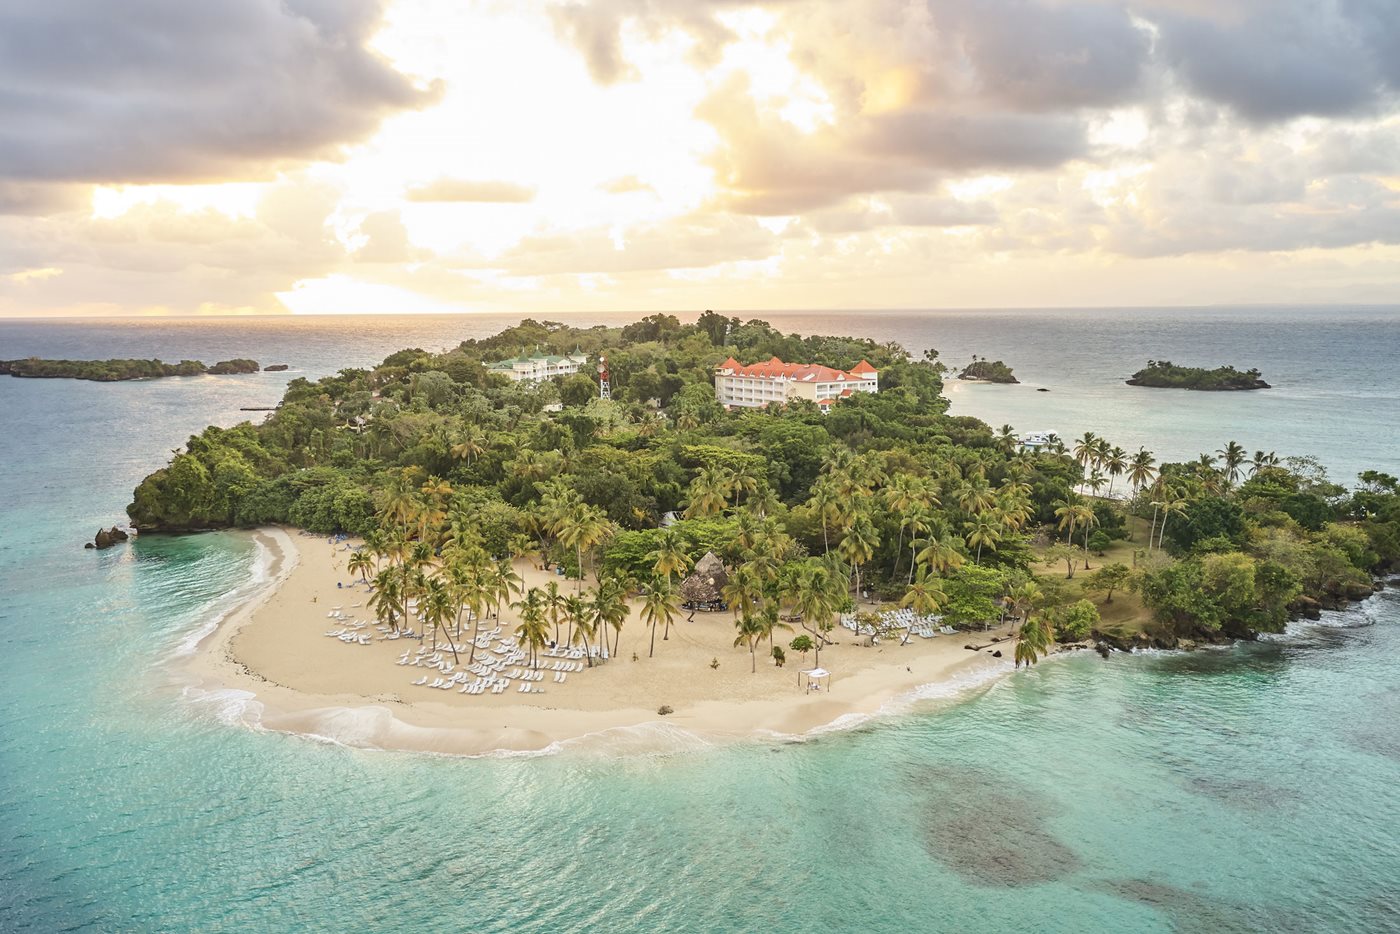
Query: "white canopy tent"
799 667 831 693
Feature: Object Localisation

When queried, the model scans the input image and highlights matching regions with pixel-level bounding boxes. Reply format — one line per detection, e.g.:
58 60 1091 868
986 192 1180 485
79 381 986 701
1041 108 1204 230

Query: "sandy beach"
185 527 1023 756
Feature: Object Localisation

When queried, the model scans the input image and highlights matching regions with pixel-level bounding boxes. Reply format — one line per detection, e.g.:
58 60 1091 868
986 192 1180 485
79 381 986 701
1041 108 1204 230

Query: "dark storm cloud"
0 0 434 183
930 0 1149 111
1149 0 1400 122
863 111 1087 172
553 0 1400 123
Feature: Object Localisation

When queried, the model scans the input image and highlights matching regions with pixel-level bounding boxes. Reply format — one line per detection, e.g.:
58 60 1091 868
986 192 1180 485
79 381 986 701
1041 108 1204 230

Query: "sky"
1 0 1398 317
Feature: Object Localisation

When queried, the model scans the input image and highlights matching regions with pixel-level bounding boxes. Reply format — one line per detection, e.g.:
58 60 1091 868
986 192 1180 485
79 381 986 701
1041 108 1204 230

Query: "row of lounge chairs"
839 611 958 639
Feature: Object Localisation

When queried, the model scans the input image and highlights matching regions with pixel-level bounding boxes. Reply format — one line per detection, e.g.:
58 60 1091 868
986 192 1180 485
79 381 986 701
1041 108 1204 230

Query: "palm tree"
901 570 947 643
646 526 691 585
369 569 402 632
964 512 1003 564
729 463 760 509
784 564 838 661
748 484 781 518
916 535 965 578
1084 470 1108 498
807 478 842 554
543 580 566 645
453 551 491 662
684 464 733 518
488 557 523 630
347 550 373 582
994 424 1018 455
1072 432 1099 491
753 604 792 661
513 587 549 669
557 503 611 593
450 424 485 466
728 509 765 558
1127 448 1156 493
380 476 418 540
1007 581 1044 635
997 480 1033 530
418 476 453 545
1077 507 1101 569
422 576 461 663
1156 497 1188 551
1218 440 1247 490
837 511 879 602
733 612 765 673
402 540 434 637
1015 614 1052 668
1103 446 1127 498
884 474 922 572
593 575 632 657
956 475 996 516
900 507 933 583
1054 500 1084 545
642 577 681 657
722 564 763 628
563 594 593 665
1249 450 1279 476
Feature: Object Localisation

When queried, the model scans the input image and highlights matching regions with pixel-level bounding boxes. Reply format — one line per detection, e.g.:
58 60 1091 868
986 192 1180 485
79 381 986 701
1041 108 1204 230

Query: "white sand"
184 528 1022 756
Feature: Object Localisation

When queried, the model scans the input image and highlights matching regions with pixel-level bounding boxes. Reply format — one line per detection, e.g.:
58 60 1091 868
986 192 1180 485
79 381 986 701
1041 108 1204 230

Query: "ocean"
2 307 1398 932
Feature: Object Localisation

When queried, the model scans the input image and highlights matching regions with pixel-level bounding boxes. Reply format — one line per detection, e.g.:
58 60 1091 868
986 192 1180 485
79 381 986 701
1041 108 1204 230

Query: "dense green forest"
1126 360 1270 390
126 314 1398 657
1 357 260 381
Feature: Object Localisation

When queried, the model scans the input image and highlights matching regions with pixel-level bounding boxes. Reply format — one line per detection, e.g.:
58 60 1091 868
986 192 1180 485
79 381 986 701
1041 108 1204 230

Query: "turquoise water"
3 310 1400 931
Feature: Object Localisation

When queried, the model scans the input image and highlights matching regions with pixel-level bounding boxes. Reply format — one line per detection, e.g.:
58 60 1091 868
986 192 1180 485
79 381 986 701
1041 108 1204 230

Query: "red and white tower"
597 355 611 400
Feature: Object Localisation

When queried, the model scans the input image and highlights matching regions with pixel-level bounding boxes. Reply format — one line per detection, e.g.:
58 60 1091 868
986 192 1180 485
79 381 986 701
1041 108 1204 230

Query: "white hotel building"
486 351 589 383
714 356 879 410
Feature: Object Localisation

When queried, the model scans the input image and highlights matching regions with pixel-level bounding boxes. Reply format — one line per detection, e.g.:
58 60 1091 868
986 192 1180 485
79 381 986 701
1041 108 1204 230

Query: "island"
1 357 261 381
1126 360 1270 390
957 356 1019 383
263 364 290 372
122 313 1398 755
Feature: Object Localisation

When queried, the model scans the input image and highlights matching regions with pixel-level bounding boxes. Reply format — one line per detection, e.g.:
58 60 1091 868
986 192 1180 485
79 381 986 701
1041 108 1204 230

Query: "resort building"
487 351 589 383
714 355 879 411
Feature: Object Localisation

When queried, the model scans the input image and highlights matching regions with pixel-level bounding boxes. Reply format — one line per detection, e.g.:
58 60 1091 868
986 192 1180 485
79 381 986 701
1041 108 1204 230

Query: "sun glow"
276 275 467 316
90 183 266 220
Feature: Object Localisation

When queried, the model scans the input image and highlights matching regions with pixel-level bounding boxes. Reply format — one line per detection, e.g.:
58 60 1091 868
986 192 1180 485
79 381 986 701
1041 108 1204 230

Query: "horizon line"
4 301 1400 322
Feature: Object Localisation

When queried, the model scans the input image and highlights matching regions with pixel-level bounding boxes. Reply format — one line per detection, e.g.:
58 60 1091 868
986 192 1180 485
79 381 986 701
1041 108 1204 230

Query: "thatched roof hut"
679 551 729 607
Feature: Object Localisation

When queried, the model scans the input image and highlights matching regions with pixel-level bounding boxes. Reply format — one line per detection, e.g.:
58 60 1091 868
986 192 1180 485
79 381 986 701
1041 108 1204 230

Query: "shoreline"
177 528 1028 757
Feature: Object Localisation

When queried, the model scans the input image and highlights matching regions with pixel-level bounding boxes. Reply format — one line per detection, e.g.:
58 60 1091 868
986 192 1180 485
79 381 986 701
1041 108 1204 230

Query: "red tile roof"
716 355 875 383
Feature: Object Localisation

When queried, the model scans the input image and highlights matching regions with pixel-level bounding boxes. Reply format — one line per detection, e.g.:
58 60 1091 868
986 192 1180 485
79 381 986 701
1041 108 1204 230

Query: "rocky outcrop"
957 359 1019 383
263 364 289 372
207 359 260 375
88 526 130 550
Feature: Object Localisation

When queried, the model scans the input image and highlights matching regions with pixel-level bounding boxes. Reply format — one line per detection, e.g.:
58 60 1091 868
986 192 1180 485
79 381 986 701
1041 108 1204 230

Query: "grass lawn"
1030 511 1157 637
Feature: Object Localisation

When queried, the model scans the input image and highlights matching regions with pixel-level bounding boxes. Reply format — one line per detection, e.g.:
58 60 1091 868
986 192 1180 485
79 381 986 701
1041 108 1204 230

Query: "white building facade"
487 351 589 383
714 356 879 411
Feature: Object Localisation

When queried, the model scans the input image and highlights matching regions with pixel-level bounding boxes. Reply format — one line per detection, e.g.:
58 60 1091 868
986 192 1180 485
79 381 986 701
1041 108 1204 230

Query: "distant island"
0 357 261 382
958 357 1019 383
1126 360 1270 391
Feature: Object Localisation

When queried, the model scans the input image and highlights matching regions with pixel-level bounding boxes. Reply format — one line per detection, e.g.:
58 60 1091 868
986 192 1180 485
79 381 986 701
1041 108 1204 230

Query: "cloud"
491 213 778 275
0 182 90 216
0 181 345 315
405 178 537 203
547 0 745 84
600 175 655 194
353 210 421 264
0 0 434 184
1147 0 1400 122
928 0 1150 112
